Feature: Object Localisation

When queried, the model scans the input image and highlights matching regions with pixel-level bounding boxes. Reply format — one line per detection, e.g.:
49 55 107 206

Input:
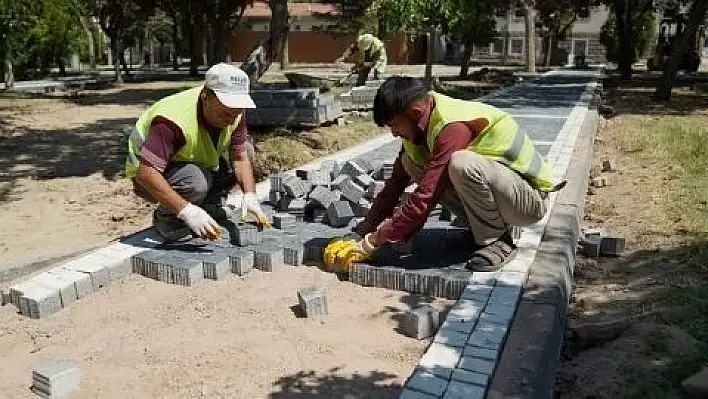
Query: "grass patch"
250 116 382 181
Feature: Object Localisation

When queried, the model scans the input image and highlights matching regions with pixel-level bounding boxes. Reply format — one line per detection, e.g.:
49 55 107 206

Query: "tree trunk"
280 33 289 70
654 0 708 101
78 16 96 70
544 34 553 66
424 26 436 87
171 12 180 71
614 1 634 79
211 16 230 63
187 14 201 77
524 2 536 73
459 35 474 79
110 38 123 83
118 41 130 76
3 58 14 89
240 0 289 83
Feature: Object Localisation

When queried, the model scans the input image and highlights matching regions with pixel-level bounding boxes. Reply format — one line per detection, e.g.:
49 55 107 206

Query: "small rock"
587 186 597 195
567 316 631 349
591 176 608 187
336 117 346 127
682 367 708 396
602 158 618 172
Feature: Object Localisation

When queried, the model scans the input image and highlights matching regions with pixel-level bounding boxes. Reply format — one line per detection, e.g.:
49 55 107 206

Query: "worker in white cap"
125 62 270 241
336 33 388 86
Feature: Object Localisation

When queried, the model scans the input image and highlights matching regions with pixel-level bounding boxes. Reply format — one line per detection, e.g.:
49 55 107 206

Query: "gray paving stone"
49 269 93 299
433 328 469 347
270 174 285 192
32 360 80 398
399 388 438 399
254 246 284 272
463 345 498 361
64 262 109 291
439 318 476 335
496 271 527 288
479 311 512 325
466 330 502 350
468 272 498 285
418 342 463 379
326 201 354 227
446 299 483 323
483 303 517 322
227 249 254 275
451 368 489 387
405 370 448 397
330 175 350 190
31 272 78 308
282 177 310 198
170 259 204 286
234 223 263 246
404 305 441 339
460 285 492 303
339 160 367 178
340 178 365 204
283 243 304 266
442 380 486 399
304 237 329 263
487 286 522 307
297 286 329 317
272 213 297 229
354 174 374 189
308 186 337 209
18 282 62 319
458 356 496 375
366 181 385 200
201 253 231 280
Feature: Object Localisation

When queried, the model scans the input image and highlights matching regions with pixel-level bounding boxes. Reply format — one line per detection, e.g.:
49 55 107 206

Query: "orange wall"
228 31 415 64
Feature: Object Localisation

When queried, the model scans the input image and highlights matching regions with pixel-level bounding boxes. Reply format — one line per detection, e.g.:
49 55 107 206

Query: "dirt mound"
556 322 700 398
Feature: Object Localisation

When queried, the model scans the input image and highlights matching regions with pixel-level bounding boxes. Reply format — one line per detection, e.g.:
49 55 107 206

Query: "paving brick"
201 253 231 280
460 285 492 302
496 271 527 288
330 175 350 190
466 330 502 350
443 380 486 399
338 160 367 178
488 287 521 307
405 370 448 397
254 246 284 272
308 186 337 209
297 286 329 317
270 174 285 192
277 194 293 212
366 181 385 200
458 356 495 375
283 243 304 266
468 272 498 286
63 261 110 291
473 321 508 344
446 299 483 323
32 360 80 399
600 236 625 256
227 249 254 275
354 174 374 189
340 178 366 204
308 169 331 186
48 269 93 299
273 213 297 229
404 305 441 339
234 223 263 246
31 272 78 308
18 282 62 319
463 345 498 361
434 328 469 348
484 302 517 321
282 177 311 198
478 311 512 325
418 342 463 379
304 237 330 263
327 201 354 227
439 318 476 335
354 198 372 217
399 388 438 399
269 189 282 206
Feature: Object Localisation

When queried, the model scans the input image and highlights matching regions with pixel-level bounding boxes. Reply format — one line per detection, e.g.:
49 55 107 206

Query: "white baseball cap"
204 63 256 109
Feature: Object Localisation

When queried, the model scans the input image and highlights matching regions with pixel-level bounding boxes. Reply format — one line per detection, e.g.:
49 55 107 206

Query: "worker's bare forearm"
135 163 188 214
232 152 256 194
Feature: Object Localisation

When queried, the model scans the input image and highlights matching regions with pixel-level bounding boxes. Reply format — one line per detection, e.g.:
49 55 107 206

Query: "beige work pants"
401 150 549 246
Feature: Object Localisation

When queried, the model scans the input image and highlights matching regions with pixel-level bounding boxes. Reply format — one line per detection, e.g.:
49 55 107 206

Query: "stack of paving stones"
247 86 343 126
31 360 81 398
339 80 385 110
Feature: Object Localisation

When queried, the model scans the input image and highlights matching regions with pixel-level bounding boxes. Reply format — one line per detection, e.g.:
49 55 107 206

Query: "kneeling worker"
325 76 564 271
336 33 388 87
125 63 270 241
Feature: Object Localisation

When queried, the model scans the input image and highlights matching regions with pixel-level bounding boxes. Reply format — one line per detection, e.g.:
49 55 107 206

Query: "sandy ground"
0 266 454 397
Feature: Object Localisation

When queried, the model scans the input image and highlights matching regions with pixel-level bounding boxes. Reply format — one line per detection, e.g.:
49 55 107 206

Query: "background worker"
336 33 388 86
125 62 270 242
325 76 565 271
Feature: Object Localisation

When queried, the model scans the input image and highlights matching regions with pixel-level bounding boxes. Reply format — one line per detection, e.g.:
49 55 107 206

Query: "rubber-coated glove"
323 233 377 271
178 203 222 240
240 192 272 228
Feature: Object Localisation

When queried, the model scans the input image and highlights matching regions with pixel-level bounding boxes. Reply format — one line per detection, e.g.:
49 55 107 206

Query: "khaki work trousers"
402 150 549 246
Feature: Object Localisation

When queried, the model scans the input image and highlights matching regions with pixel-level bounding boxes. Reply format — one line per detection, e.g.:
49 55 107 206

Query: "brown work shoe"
465 232 518 272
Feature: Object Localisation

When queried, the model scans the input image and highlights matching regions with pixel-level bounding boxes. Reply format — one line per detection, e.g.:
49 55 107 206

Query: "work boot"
153 210 192 242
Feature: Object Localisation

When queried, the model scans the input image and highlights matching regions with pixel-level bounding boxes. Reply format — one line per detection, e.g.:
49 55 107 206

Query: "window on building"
510 38 524 55
514 2 525 19
490 38 504 55
573 39 588 56
577 0 590 19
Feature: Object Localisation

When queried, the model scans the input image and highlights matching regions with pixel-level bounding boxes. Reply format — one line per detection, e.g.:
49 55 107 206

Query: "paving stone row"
247 87 344 126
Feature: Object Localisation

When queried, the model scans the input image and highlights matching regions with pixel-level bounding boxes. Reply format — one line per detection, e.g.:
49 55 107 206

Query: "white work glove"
177 203 222 240
240 192 271 228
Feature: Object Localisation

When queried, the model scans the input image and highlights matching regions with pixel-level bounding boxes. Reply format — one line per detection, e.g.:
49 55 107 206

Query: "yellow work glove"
323 233 377 272
240 192 272 228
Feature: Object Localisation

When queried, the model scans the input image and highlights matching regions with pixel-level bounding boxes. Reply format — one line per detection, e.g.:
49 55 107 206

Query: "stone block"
404 305 441 339
451 368 490 387
308 170 331 187
304 237 330 263
227 249 254 275
304 206 327 223
330 175 350 191
297 286 329 317
273 213 297 229
418 342 463 379
433 328 469 348
601 158 617 172
439 318 476 335
282 177 310 198
338 160 367 178
31 272 78 308
308 186 336 209
327 201 354 227
366 181 385 200
202 253 231 280
467 330 502 351
48 269 93 299
354 174 374 189
269 189 282 206
63 262 109 291
283 244 304 266
600 236 625 256
458 356 495 375
354 198 372 217
278 195 294 212
443 380 486 399
254 247 284 272
400 389 438 399
463 345 498 361
18 282 62 319
234 223 263 246
32 360 80 399
270 174 285 192
581 235 602 257
170 259 204 286
405 370 448 397
340 179 365 204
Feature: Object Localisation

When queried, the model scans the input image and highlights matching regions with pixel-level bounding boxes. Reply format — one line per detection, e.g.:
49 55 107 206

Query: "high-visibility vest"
124 86 241 178
402 92 562 193
356 34 387 73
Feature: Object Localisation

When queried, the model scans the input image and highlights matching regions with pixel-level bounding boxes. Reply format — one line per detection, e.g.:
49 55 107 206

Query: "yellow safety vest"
124 86 241 178
402 92 562 193
356 34 387 74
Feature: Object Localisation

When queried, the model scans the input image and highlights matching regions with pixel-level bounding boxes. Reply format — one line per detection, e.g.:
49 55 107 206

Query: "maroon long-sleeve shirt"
357 99 489 244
